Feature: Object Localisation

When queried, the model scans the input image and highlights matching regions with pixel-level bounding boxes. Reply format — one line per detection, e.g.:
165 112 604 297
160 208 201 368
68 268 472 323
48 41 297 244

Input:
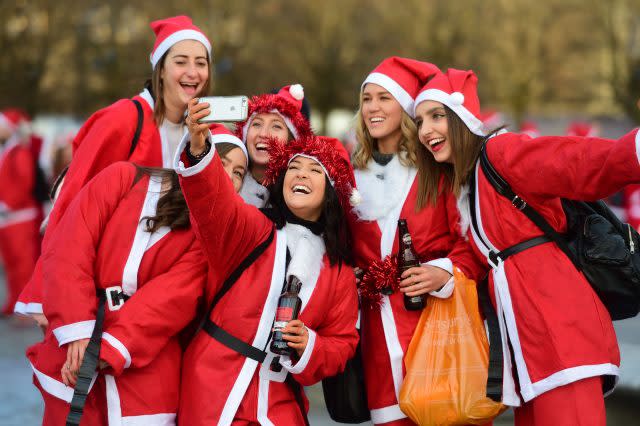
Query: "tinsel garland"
263 136 357 210
358 255 400 310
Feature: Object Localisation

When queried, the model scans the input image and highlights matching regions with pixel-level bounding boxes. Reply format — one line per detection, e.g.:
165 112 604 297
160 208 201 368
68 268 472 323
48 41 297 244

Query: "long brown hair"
415 106 486 209
136 166 190 232
151 49 212 125
351 93 418 170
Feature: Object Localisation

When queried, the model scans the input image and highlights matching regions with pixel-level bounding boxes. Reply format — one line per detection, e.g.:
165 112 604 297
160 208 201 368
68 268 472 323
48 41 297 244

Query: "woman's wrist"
186 140 211 165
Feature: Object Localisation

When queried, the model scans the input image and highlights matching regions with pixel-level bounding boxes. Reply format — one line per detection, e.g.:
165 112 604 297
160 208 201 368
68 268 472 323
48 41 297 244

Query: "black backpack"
474 141 640 321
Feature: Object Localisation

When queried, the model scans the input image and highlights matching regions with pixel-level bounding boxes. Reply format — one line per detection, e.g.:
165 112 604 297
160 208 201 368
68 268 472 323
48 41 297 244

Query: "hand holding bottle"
399 265 451 297
281 319 309 357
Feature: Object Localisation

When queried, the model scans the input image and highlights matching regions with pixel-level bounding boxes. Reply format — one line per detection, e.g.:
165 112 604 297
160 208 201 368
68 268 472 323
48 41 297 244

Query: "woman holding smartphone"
173 99 358 425
412 67 639 425
236 84 313 207
15 15 213 323
28 125 247 426
348 57 486 425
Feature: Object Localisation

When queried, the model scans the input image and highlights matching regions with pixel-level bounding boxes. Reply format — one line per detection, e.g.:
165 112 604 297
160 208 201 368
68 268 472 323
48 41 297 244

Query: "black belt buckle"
488 251 501 268
105 286 127 311
511 196 527 211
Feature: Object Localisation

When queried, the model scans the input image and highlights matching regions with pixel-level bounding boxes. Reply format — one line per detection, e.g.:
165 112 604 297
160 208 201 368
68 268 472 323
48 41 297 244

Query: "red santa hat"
414 68 486 136
566 121 598 137
208 123 248 165
520 120 541 138
263 135 361 210
149 15 211 69
0 108 30 132
236 84 312 142
362 57 441 116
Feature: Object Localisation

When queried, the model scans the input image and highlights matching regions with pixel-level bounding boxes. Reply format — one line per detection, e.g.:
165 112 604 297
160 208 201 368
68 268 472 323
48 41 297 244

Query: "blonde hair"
151 49 212 125
415 106 486 209
351 92 418 170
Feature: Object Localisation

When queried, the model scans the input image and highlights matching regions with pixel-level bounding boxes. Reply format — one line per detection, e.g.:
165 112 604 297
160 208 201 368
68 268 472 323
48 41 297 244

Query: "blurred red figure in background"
0 108 42 315
520 120 541 138
566 121 599 137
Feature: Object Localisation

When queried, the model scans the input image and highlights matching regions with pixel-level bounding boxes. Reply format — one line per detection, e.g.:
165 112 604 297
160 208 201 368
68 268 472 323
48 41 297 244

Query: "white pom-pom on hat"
450 92 465 106
350 188 362 206
289 84 305 101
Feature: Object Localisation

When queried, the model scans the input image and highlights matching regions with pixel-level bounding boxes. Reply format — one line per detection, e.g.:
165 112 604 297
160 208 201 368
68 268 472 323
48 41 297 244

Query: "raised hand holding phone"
186 98 211 155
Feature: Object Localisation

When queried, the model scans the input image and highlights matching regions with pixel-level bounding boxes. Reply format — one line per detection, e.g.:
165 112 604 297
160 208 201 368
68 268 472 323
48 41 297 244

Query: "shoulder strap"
65 293 106 425
200 225 276 329
129 99 144 157
479 143 578 267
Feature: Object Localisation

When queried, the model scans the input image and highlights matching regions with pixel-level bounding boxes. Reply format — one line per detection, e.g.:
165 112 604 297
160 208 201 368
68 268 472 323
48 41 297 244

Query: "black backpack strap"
468 165 505 402
286 374 311 426
202 225 276 323
476 280 504 402
198 226 276 361
203 321 267 362
129 99 144 157
65 292 107 426
479 143 578 268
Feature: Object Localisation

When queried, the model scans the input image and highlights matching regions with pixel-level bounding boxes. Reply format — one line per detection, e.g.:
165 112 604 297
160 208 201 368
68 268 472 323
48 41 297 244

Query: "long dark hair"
135 166 190 232
268 173 352 266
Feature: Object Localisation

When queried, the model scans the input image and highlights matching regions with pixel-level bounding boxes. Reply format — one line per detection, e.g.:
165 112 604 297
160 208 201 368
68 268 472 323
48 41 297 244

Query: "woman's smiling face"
415 100 452 164
245 113 290 166
160 40 209 119
283 156 327 222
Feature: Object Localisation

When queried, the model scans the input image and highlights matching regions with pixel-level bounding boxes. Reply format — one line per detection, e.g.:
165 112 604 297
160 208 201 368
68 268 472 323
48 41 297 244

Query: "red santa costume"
174 132 359 425
0 109 41 315
413 68 640 425
349 57 486 425
15 15 212 316
27 161 208 425
236 84 313 208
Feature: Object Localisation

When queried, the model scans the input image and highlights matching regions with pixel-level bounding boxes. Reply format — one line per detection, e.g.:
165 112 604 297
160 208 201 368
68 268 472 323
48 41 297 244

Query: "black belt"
203 319 267 363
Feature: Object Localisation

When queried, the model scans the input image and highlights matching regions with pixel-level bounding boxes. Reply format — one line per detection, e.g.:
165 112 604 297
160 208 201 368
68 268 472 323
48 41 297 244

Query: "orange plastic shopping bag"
399 268 507 425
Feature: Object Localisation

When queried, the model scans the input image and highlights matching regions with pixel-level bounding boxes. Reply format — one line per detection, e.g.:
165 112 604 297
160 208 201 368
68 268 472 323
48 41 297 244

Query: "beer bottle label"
274 306 294 330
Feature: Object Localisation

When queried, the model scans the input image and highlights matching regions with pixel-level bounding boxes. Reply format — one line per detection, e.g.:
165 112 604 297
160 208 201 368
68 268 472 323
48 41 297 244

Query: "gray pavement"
1 269 638 425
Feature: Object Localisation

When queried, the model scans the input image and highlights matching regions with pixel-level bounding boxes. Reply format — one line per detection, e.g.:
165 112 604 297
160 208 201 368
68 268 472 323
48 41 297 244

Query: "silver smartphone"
197 96 249 123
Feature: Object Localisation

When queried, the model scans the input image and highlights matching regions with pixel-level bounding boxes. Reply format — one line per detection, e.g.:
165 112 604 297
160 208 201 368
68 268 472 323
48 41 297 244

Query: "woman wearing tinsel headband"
235 84 313 208
173 99 359 425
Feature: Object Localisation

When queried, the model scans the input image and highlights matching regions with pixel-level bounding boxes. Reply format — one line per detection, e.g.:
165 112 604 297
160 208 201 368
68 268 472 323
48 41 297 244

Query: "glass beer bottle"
397 219 425 310
270 275 303 355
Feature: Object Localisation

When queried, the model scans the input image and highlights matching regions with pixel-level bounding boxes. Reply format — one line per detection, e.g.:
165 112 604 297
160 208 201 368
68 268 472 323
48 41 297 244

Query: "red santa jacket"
466 130 640 406
28 162 207 425
16 89 185 315
0 136 39 228
624 184 640 230
347 155 486 425
175 144 359 425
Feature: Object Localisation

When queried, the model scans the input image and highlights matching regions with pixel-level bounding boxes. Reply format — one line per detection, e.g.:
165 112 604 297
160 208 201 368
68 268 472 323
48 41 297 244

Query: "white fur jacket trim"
352 155 414 222
457 184 471 240
284 223 325 290
239 173 270 208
